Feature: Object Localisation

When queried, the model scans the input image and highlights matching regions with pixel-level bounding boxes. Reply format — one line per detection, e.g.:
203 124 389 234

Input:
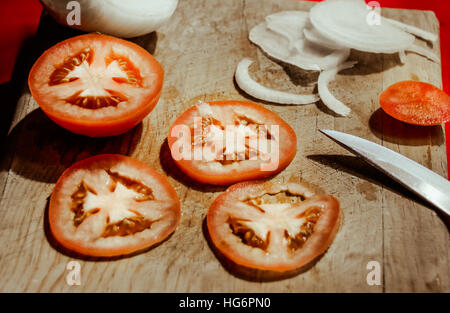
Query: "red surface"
0 0 449 176
0 0 42 84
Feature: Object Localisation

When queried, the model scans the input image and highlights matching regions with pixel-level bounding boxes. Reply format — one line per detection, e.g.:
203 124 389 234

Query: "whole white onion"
40 0 178 38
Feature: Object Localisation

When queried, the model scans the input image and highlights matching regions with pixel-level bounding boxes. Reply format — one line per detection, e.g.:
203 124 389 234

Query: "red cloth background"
1 0 449 177
0 0 42 84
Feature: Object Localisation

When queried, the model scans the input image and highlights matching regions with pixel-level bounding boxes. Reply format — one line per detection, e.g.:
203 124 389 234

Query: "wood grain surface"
0 0 448 292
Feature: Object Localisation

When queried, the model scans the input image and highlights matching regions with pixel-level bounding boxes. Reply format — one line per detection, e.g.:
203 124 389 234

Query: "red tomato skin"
168 101 297 185
206 180 341 272
41 90 161 137
380 81 450 126
49 154 180 257
28 34 164 137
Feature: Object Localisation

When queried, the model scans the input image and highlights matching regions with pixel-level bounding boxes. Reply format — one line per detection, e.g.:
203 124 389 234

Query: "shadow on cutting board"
3 109 142 183
0 34 41 150
32 11 158 59
369 108 445 146
159 138 228 193
340 49 403 76
0 12 83 151
307 154 450 231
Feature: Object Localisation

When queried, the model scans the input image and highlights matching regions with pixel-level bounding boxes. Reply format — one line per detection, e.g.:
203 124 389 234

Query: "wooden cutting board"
0 0 448 292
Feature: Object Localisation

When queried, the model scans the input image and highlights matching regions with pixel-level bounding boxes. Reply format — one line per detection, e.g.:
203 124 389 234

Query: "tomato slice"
380 81 450 126
206 180 340 272
49 154 180 257
168 100 297 185
28 34 164 137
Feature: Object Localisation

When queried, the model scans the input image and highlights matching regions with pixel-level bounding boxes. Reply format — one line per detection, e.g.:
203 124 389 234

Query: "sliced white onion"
309 0 415 53
399 50 406 64
406 44 441 63
303 27 346 50
265 11 310 51
249 11 350 71
318 61 357 116
41 0 178 38
384 17 438 43
235 58 320 105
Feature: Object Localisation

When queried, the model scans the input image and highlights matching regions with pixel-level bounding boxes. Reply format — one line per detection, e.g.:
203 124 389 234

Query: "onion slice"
235 58 320 105
249 11 350 71
265 10 310 51
384 17 438 43
309 0 415 54
303 27 346 50
399 50 406 64
318 61 357 116
406 44 440 63
41 0 179 38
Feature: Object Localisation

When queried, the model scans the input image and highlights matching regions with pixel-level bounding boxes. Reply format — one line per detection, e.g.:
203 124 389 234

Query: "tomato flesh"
49 154 180 257
207 180 340 272
29 34 164 137
168 100 297 185
380 81 450 126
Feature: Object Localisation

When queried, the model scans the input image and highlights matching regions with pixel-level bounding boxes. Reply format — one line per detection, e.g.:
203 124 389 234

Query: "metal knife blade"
319 129 450 216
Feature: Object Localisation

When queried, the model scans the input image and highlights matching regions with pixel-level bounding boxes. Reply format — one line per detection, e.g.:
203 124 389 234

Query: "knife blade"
319 129 450 216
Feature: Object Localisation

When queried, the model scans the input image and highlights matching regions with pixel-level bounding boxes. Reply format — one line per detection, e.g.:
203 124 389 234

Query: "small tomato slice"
49 154 180 257
168 100 297 185
207 180 340 272
29 34 163 137
380 81 450 126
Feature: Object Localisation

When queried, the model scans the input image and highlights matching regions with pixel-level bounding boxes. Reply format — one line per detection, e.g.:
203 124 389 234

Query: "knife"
319 129 450 216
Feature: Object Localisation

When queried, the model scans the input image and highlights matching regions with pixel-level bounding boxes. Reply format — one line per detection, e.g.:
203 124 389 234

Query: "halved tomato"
168 100 297 185
206 180 340 272
49 154 180 257
380 81 450 126
28 34 163 137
